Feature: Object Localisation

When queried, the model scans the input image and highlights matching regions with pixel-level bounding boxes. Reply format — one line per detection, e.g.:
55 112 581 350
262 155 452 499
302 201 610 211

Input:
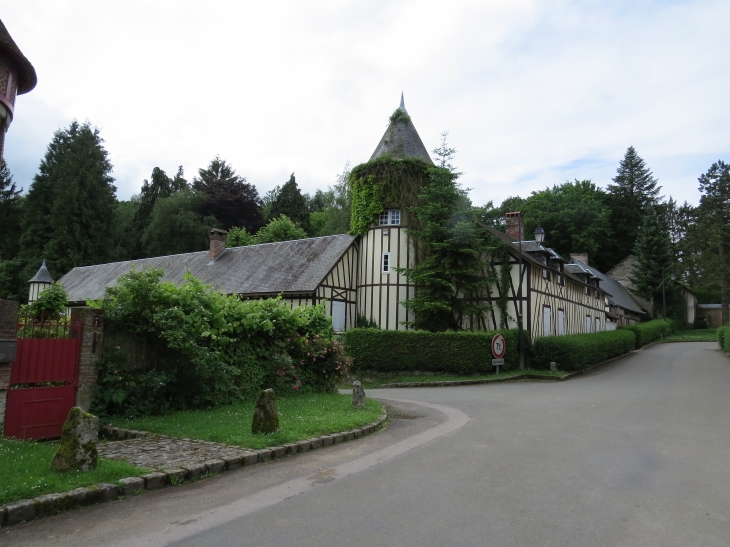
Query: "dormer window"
379 209 401 226
542 269 550 281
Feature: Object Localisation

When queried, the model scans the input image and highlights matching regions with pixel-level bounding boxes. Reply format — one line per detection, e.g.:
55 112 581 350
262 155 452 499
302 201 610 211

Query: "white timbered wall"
314 244 359 331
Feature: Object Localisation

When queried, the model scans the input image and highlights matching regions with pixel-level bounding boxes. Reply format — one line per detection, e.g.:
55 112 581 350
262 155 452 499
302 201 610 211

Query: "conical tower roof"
28 259 54 284
0 19 37 94
369 94 433 164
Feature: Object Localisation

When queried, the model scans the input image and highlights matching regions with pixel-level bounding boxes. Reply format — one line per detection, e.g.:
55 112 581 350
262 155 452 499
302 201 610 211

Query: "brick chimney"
208 228 228 264
505 212 524 241
570 253 589 265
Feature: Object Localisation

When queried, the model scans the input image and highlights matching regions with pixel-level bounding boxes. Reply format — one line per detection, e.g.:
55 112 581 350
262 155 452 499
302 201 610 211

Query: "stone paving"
98 435 258 471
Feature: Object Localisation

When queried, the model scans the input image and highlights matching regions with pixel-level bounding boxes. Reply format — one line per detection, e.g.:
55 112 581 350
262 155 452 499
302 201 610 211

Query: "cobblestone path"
98 435 258 470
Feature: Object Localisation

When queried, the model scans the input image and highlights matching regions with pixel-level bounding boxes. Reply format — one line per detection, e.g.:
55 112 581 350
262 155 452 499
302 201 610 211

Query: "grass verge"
344 369 565 389
111 393 383 449
0 438 147 505
661 329 717 342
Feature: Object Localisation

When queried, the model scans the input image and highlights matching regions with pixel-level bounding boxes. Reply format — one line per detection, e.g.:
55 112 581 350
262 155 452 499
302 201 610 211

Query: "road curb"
0 412 388 528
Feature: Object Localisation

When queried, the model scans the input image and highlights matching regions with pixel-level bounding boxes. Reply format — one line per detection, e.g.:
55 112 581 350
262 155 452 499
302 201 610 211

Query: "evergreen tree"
308 164 351 237
193 156 264 232
133 166 187 248
630 205 677 317
20 120 117 279
269 173 310 234
605 146 662 268
0 159 23 260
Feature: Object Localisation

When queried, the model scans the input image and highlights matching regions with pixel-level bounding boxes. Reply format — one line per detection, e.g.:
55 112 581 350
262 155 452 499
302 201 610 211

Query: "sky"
3 0 729 209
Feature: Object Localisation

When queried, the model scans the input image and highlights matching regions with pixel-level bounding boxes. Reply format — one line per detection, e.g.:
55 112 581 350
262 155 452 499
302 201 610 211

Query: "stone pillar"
70 308 104 411
0 299 19 435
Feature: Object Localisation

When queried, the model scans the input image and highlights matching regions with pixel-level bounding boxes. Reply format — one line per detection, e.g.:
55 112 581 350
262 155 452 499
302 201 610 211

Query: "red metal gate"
4 315 82 440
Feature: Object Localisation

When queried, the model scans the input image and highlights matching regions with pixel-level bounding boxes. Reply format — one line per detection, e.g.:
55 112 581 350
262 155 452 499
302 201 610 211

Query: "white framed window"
543 306 552 336
542 269 550 281
585 315 592 332
557 274 564 286
331 301 346 332
585 286 590 295
382 252 391 274
558 309 565 335
379 209 401 225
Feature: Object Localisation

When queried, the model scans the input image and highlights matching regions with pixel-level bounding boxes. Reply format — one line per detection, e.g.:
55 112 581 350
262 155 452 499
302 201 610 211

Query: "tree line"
0 120 351 301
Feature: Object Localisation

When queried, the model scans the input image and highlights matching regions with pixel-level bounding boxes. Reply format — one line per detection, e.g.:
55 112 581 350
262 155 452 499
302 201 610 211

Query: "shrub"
343 328 528 374
532 330 636 371
719 326 730 353
91 269 345 418
621 319 674 347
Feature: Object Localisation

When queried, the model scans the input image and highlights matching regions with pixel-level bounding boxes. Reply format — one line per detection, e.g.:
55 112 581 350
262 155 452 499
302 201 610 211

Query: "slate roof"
370 94 433 164
569 258 646 315
28 260 54 283
0 19 36 94
59 234 357 304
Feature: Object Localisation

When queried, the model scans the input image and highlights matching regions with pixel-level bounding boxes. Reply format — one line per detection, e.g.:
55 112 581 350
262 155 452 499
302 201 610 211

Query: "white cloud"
3 0 728 207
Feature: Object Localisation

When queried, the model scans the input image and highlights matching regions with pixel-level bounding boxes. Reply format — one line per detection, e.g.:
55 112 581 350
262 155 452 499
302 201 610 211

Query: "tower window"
382 252 391 274
379 209 401 226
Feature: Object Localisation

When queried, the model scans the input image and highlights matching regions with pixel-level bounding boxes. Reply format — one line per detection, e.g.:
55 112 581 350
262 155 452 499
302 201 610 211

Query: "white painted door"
543 306 552 336
585 315 592 333
595 317 601 332
558 309 565 335
331 301 346 332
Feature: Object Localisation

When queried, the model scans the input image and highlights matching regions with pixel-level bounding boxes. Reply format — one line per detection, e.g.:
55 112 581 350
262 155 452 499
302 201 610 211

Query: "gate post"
70 308 105 411
0 300 20 435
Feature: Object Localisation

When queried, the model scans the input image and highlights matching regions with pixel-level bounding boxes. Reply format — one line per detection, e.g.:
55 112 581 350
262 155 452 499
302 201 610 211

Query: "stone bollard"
252 388 280 434
50 407 99 473
352 380 366 409
550 362 558 372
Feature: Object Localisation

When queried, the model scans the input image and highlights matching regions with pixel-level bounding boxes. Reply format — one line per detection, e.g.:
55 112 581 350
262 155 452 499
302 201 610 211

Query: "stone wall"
0 300 19 435
70 308 105 411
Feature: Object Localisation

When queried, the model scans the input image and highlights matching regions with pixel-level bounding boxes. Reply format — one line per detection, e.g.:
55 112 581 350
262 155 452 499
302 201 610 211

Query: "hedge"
532 329 636 371
621 319 674 347
718 326 730 352
343 328 529 374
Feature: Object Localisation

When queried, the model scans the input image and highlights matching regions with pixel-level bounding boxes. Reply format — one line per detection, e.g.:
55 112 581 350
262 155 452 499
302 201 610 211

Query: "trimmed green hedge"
718 326 730 352
532 330 636 371
343 328 529 374
621 319 674 347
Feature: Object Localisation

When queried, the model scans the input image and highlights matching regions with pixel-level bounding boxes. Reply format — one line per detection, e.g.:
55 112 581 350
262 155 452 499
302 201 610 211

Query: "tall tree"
631 205 677 318
20 120 117 279
308 163 351 237
605 146 662 268
193 156 264 232
269 173 310 234
696 160 730 324
0 159 23 260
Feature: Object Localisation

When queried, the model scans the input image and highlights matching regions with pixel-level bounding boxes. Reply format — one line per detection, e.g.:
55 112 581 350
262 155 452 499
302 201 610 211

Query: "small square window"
557 275 564 286
542 269 550 280
390 209 401 225
379 211 389 225
382 252 391 274
585 286 590 295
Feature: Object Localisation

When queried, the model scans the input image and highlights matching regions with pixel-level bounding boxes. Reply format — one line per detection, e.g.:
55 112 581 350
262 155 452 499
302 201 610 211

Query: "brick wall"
0 300 19 434
70 308 105 411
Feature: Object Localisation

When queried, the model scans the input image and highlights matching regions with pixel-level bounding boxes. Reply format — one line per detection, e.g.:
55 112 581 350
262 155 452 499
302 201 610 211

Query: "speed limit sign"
491 334 506 359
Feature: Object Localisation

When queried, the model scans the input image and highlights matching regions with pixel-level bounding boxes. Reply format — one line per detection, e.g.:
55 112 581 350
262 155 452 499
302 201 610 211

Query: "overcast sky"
3 1 729 209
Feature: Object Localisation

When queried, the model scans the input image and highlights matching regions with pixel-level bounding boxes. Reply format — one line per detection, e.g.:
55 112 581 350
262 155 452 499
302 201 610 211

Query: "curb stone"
0 411 387 528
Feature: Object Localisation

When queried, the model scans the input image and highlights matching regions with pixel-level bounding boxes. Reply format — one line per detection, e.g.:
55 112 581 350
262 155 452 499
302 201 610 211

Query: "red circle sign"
491 334 506 359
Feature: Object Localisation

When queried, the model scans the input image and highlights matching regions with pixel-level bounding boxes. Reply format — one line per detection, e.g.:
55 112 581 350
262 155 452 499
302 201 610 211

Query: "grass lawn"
111 393 383 449
661 329 717 342
0 438 147 505
345 369 564 389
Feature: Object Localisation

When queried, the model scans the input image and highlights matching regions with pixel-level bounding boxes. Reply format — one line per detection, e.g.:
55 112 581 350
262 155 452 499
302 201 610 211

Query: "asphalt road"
4 342 729 547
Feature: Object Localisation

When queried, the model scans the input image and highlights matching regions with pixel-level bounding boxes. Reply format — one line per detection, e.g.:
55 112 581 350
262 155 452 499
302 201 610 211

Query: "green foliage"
355 313 379 329
349 156 431 235
19 120 117 279
0 257 25 301
227 226 256 247
269 173 310 234
389 108 412 124
141 189 217 256
0 159 23 261
621 318 674 347
532 330 636 371
717 326 730 352
344 328 527 374
92 269 346 418
254 214 308 244
307 164 351 237
193 156 264 232
30 283 68 318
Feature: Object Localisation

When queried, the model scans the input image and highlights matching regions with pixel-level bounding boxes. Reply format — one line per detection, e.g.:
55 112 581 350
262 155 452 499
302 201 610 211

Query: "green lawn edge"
344 369 564 389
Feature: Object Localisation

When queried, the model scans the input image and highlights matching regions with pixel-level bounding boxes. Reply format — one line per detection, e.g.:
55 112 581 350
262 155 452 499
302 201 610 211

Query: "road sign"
491 334 506 359
491 358 504 366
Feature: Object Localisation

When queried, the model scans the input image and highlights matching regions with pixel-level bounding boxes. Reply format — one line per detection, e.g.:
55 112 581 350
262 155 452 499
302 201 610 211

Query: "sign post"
491 334 506 374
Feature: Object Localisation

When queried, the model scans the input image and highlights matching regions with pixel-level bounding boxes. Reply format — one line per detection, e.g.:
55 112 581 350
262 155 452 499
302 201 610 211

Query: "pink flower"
313 357 317 362
293 385 299 390
291 365 295 369
307 352 310 356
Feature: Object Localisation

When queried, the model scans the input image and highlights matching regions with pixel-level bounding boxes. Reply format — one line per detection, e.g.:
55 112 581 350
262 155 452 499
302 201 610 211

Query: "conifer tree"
20 120 117 279
0 159 23 260
269 173 310 234
605 146 662 268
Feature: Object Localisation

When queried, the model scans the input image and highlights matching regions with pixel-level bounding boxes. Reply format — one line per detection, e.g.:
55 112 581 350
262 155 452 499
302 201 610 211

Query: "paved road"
4 342 730 546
